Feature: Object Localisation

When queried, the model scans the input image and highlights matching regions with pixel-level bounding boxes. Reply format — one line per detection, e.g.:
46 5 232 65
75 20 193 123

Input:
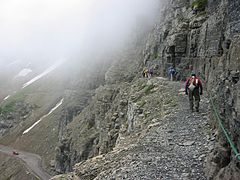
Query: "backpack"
188 77 198 91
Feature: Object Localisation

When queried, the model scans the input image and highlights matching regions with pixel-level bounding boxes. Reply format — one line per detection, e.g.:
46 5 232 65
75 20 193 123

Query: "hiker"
142 69 145 78
149 68 153 78
192 5 198 15
168 66 176 81
142 68 148 78
185 72 203 112
175 69 180 81
189 65 193 72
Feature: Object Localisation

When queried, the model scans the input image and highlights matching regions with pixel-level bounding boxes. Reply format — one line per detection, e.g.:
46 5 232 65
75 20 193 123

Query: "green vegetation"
144 84 155 95
137 100 146 108
152 52 160 60
0 101 15 115
192 0 208 11
0 92 26 115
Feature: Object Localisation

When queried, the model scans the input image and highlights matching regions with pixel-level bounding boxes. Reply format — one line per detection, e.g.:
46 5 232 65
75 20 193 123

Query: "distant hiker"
142 70 145 77
143 68 148 78
175 69 180 81
189 65 193 71
192 5 198 15
149 68 153 78
168 66 176 81
185 72 203 112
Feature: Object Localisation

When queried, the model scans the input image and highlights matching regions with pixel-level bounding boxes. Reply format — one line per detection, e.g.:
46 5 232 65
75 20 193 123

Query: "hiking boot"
196 109 199 112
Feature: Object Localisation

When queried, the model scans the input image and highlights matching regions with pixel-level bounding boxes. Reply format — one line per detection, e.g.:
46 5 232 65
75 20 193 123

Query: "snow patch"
23 98 64 135
22 60 65 89
3 95 10 100
15 68 32 77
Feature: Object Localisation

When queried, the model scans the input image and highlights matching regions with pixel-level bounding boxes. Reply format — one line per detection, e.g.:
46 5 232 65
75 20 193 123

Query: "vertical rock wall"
52 0 240 178
144 0 240 179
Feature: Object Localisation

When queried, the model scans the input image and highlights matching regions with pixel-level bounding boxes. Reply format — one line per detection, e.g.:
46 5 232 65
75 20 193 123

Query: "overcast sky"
0 0 161 64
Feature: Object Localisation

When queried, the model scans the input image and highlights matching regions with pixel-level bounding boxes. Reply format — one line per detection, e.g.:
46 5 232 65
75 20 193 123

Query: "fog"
0 0 163 67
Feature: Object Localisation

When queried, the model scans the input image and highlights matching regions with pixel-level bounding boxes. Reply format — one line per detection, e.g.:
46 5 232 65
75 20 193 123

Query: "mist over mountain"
0 0 161 67
2 0 240 179
0 0 163 103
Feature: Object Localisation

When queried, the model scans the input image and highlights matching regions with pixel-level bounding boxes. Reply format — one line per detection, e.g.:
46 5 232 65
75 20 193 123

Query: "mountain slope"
53 0 240 179
52 78 211 180
1 0 240 179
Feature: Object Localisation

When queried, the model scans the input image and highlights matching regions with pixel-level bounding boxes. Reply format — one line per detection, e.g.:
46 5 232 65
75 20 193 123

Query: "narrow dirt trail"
0 144 51 180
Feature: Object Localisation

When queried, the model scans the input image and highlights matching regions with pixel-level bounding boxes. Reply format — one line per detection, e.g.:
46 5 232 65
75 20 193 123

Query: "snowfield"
22 60 65 89
23 98 64 134
15 68 32 77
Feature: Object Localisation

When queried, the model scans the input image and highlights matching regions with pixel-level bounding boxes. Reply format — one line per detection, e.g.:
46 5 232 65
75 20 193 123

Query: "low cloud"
0 0 162 65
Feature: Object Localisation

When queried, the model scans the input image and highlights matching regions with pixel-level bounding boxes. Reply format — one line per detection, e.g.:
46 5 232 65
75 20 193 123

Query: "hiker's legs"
188 91 194 112
194 90 200 112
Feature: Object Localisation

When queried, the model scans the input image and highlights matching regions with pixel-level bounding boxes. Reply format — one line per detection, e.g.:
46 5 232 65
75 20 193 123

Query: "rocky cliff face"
53 0 240 179
54 46 145 174
0 58 110 178
143 0 240 179
1 0 240 179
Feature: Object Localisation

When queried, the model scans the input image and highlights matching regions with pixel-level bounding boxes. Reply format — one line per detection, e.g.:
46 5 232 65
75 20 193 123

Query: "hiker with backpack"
185 72 203 112
192 5 199 15
142 67 148 78
168 66 176 81
149 68 153 78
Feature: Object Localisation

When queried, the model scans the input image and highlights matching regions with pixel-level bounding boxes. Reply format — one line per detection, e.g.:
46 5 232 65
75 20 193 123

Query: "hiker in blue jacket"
168 66 176 81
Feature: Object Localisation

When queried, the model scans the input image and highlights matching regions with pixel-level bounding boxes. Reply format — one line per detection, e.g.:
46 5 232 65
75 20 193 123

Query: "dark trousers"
189 89 200 111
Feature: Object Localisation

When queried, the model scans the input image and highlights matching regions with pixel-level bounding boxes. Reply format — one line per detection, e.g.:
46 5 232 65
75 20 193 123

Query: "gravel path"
149 81 211 179
97 80 213 180
55 79 215 180
122 81 211 179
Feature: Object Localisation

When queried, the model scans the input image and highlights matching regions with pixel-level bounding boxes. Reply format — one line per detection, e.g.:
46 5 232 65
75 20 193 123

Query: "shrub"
0 101 16 115
192 0 208 11
0 92 26 115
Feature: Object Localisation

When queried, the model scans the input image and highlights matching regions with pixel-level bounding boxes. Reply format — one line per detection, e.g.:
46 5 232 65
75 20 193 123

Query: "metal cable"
196 74 240 160
209 94 240 161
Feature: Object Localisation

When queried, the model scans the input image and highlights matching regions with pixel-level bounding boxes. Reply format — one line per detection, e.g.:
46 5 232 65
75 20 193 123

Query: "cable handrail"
209 93 240 161
198 74 240 161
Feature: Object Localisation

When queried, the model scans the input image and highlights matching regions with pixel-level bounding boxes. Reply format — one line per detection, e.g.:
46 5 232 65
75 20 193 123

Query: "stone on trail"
182 141 195 146
179 88 185 92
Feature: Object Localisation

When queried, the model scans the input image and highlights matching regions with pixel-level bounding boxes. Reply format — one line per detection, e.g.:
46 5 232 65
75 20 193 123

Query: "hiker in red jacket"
185 72 203 112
